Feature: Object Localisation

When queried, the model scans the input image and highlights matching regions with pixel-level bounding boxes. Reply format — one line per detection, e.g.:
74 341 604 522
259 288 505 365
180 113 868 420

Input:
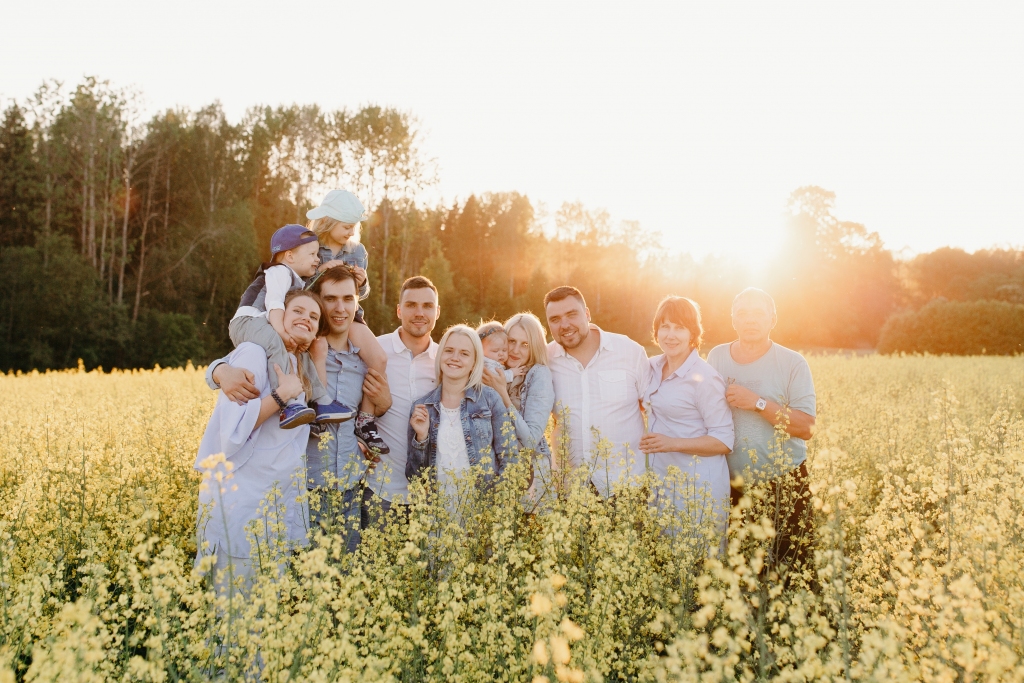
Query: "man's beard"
558 326 587 349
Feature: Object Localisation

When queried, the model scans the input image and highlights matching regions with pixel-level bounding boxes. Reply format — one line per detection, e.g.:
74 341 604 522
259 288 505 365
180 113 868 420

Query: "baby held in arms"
476 321 525 383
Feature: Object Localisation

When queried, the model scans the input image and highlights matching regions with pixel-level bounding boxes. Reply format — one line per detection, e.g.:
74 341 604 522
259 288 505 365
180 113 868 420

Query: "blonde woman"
306 190 391 456
481 313 554 460
406 325 517 500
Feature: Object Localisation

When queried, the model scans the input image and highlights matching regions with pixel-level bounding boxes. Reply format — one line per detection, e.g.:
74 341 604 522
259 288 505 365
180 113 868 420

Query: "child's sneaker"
280 402 316 429
355 418 390 455
315 401 356 424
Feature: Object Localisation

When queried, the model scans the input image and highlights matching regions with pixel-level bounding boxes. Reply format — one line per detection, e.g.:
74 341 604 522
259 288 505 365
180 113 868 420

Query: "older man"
707 287 816 576
544 285 652 498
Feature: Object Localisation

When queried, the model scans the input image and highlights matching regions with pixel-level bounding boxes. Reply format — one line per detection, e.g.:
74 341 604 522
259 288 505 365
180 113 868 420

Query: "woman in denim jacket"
406 325 517 503
481 313 554 457
481 313 555 506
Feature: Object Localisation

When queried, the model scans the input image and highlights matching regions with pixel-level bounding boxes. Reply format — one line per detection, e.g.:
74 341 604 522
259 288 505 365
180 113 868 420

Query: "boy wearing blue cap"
229 224 352 428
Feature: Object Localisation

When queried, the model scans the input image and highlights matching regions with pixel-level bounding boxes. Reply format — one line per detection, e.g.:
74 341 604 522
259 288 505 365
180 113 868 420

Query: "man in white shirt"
544 286 653 498
363 276 440 519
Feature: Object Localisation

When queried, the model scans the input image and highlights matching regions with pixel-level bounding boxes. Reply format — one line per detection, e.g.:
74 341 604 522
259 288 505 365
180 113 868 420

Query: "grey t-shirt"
706 342 816 483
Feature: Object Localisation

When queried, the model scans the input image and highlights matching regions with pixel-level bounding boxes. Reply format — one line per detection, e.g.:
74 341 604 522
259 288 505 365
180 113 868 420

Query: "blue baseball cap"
270 224 318 258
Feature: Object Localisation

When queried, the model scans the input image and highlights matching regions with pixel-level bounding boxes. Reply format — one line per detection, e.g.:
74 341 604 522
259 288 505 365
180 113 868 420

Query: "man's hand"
358 440 380 468
362 369 392 416
639 432 676 455
213 364 259 404
725 383 760 411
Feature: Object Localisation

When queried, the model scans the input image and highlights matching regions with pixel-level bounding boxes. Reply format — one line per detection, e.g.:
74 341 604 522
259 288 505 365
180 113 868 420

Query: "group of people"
193 189 817 582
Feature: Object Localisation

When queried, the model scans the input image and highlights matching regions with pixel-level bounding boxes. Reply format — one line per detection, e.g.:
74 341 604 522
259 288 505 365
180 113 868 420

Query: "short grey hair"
732 287 777 317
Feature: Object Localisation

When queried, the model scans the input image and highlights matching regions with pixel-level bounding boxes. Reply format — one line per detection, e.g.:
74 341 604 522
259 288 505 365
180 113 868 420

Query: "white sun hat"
306 189 369 223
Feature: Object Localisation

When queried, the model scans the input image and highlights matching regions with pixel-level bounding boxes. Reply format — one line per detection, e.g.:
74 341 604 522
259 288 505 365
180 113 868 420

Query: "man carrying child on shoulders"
305 265 392 551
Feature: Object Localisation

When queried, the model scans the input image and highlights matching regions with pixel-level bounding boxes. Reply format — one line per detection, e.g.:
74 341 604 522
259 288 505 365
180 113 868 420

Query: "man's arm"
724 384 815 440
361 368 393 416
210 362 260 404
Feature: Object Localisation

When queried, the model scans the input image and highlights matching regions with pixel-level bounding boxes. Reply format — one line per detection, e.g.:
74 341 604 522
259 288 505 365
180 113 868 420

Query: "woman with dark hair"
639 296 734 542
194 289 326 586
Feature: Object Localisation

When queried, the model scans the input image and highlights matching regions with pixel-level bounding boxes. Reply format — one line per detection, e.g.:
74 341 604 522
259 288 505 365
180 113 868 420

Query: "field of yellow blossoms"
0 354 1022 682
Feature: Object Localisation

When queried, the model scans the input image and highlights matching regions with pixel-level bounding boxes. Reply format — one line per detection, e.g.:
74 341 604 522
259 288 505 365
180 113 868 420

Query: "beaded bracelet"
270 390 287 409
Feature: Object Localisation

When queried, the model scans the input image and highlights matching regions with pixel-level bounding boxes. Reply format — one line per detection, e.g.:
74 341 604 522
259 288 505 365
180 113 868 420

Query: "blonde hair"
503 312 548 367
435 324 484 390
476 320 507 343
306 216 361 248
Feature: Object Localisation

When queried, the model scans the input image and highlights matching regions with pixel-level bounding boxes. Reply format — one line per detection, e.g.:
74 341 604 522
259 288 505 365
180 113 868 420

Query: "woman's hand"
482 367 512 407
273 364 304 402
410 404 430 442
318 259 346 273
639 432 677 455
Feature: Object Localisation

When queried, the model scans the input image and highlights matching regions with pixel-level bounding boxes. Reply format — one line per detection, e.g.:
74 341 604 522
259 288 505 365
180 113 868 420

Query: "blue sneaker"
315 401 356 424
280 402 316 429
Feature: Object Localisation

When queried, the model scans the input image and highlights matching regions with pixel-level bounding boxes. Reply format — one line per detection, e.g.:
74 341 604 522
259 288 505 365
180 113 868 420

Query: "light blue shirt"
706 342 816 483
305 341 367 490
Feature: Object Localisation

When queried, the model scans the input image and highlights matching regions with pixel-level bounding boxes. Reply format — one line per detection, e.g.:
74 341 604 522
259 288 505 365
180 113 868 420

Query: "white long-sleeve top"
194 342 310 560
547 325 653 497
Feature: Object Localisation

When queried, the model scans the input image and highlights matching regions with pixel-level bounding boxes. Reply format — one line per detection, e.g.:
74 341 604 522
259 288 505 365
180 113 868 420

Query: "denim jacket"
406 384 517 485
316 243 369 300
512 364 554 457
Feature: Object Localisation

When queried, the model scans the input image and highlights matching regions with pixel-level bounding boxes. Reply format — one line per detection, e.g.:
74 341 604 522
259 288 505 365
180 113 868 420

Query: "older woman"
406 325 516 510
195 289 325 584
639 296 734 542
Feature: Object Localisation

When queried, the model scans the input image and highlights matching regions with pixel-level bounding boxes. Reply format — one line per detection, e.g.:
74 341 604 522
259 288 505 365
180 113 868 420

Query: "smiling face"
656 321 694 361
397 286 439 339
481 332 508 365
283 294 321 348
439 331 476 384
317 277 358 337
545 296 591 350
281 240 321 278
505 324 531 369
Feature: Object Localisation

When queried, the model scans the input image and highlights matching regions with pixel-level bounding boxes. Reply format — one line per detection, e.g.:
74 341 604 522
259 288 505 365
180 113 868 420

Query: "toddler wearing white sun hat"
305 190 393 458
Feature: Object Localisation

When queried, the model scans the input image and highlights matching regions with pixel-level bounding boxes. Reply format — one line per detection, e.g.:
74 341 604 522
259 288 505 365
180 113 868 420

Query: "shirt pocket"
598 370 628 403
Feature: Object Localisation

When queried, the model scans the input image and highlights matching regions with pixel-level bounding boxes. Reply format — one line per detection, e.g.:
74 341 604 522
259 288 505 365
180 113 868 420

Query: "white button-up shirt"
365 328 438 503
547 325 653 497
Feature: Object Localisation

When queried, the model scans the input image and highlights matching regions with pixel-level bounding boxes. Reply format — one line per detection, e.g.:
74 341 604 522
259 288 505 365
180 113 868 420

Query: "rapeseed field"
0 355 1022 682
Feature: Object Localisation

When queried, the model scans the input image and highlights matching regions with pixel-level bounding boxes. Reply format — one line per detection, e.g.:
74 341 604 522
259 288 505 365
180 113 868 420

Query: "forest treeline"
1 78 1022 371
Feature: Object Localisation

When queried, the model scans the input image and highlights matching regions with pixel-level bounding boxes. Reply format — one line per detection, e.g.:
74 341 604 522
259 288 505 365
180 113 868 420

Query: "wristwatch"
754 397 767 412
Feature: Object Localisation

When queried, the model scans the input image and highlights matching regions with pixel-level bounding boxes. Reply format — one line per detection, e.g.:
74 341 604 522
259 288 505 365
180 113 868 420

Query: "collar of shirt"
651 350 700 385
326 339 359 361
548 324 612 362
387 327 438 359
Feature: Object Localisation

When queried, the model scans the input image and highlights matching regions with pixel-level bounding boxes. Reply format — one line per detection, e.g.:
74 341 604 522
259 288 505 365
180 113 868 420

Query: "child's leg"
348 320 387 414
229 316 292 396
299 351 328 404
348 317 390 453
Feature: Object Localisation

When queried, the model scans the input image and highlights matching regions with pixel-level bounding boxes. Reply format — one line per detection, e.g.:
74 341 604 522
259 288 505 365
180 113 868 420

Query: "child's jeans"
228 315 327 404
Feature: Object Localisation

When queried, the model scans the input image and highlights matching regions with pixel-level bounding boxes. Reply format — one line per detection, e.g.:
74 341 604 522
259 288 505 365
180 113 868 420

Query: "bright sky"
3 1 1023 263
